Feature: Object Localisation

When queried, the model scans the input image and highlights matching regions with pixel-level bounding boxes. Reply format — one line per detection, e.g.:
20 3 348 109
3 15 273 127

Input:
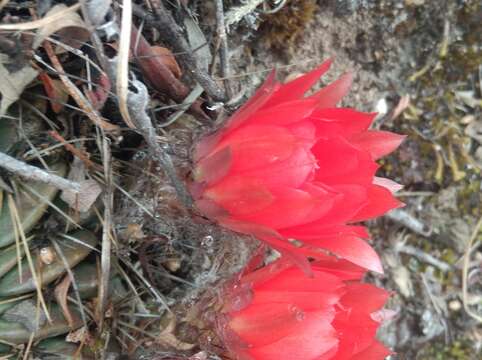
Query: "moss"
418 338 476 360
456 179 481 215
258 0 318 53
400 0 482 194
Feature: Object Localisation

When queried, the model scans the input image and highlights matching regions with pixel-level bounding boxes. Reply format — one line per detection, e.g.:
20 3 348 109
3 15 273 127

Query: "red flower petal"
350 185 404 222
239 147 317 189
281 224 369 241
350 341 392 360
295 184 367 226
225 70 281 131
205 177 274 216
254 267 342 293
248 311 338 360
312 256 366 281
331 284 390 359
251 290 340 310
193 131 224 162
373 176 404 193
309 72 353 108
301 234 384 274
296 183 339 224
350 131 406 160
262 59 333 108
219 219 281 239
210 125 301 174
217 258 389 360
285 120 317 145
239 187 324 229
312 137 378 186
229 303 330 347
340 283 390 313
311 108 375 137
195 198 229 220
194 146 232 185
247 99 318 127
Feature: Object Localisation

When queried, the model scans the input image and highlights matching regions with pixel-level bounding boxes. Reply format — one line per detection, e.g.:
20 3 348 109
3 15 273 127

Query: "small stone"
449 300 462 311
164 258 182 272
39 246 56 265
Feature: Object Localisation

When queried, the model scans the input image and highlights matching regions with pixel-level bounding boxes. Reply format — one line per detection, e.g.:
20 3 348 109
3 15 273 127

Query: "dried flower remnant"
215 255 392 360
191 59 404 273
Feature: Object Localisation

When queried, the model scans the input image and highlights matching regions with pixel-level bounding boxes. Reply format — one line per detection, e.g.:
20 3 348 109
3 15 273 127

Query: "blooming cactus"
216 255 391 360
191 59 404 273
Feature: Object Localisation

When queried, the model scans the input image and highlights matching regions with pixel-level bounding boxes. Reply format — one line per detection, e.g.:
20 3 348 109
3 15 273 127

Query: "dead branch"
462 216 482 322
97 135 114 331
43 41 119 131
126 79 193 208
51 239 88 328
386 208 432 237
0 152 81 193
215 0 233 99
396 243 451 273
131 25 209 120
139 1 226 102
79 0 115 105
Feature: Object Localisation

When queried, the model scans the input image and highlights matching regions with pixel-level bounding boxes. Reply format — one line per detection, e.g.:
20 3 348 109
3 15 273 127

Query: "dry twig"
0 152 81 193
127 80 193 208
79 0 113 88
215 0 233 99
116 0 136 128
7 195 52 323
97 135 114 331
0 3 81 30
51 238 88 328
386 208 432 237
48 130 99 171
396 243 451 273
43 41 118 131
462 216 482 322
144 0 226 101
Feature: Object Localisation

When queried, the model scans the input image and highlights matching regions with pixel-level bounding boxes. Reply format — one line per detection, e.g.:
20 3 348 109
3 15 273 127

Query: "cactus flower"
191 60 404 273
216 255 391 360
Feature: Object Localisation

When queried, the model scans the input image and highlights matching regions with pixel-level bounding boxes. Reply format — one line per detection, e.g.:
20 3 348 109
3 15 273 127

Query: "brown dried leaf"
124 223 145 242
54 274 74 327
0 55 38 116
33 4 90 50
66 326 92 344
158 315 195 351
39 72 69 113
130 26 208 120
61 179 102 213
390 94 411 121
131 27 189 102
150 46 182 79
61 158 102 212
43 41 119 131
84 72 111 111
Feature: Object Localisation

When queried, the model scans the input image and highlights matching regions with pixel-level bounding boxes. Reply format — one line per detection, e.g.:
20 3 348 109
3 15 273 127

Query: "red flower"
216 255 391 360
191 60 404 273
